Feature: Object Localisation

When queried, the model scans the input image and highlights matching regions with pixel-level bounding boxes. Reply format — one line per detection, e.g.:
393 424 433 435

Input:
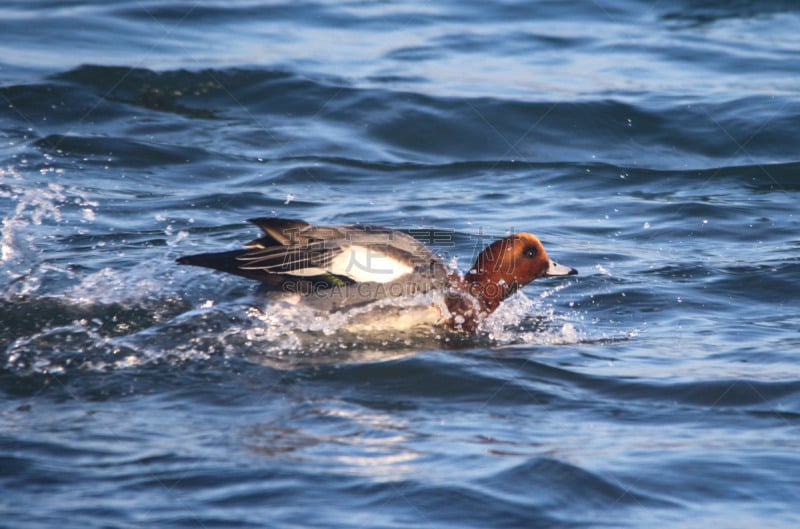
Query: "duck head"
463 233 577 313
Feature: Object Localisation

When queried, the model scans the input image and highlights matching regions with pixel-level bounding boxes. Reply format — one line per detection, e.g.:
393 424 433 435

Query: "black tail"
176 250 284 285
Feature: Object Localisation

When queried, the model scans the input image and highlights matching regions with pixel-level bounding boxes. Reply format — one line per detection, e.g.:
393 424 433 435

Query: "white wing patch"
329 245 413 283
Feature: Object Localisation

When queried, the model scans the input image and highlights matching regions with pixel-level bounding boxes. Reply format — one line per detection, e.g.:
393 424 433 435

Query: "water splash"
1 192 588 374
0 165 98 283
3 279 588 375
479 281 584 346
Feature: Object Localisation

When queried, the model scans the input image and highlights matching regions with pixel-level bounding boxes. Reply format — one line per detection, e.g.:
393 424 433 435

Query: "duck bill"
546 259 577 277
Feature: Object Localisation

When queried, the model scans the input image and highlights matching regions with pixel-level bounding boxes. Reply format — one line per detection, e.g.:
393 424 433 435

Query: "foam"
4 272 589 374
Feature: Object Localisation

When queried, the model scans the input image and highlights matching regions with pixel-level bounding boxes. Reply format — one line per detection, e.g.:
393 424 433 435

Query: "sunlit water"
2 1 799 528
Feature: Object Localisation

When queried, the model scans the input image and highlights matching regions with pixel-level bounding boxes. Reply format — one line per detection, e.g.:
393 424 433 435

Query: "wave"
0 65 793 170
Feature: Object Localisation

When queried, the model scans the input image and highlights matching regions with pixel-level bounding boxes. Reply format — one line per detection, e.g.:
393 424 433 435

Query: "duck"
176 218 577 332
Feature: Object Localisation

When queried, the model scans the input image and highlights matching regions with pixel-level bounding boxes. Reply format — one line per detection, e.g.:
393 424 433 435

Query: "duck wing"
177 219 448 288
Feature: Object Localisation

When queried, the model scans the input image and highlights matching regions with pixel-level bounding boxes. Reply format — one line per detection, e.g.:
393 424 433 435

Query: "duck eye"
523 246 538 258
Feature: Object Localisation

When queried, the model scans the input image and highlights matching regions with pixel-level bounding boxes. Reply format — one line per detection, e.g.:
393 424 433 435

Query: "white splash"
0 166 98 268
479 282 583 346
62 264 168 306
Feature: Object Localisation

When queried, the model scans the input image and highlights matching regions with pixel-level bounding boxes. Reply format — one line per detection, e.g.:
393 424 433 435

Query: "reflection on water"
243 403 422 481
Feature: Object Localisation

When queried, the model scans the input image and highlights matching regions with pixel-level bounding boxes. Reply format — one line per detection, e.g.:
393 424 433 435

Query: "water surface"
2 1 799 528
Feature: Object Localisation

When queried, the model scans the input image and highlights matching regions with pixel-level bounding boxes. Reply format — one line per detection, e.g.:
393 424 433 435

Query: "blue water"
2 1 799 527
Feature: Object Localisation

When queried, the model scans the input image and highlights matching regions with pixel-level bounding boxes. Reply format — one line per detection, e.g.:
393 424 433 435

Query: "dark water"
2 1 800 527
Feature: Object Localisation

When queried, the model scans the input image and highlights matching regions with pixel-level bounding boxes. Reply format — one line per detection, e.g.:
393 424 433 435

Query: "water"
2 1 799 527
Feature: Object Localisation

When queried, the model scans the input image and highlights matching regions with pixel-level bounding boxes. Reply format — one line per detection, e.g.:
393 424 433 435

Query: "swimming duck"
176 218 576 332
